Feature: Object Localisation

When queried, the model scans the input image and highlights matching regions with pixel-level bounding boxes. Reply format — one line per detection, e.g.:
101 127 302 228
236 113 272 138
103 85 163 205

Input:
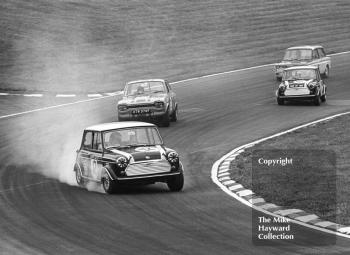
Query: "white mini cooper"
276 66 326 106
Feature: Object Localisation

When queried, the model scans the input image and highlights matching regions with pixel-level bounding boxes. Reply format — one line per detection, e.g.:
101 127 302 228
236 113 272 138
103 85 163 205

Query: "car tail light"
154 101 164 108
118 105 128 111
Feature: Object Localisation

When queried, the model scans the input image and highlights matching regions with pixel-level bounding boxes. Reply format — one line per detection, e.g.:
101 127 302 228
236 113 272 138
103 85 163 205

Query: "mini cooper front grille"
128 104 154 108
125 160 171 176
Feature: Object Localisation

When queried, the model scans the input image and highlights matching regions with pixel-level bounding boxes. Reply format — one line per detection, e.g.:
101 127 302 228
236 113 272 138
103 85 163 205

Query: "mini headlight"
118 104 128 111
307 82 316 90
116 156 128 168
279 84 287 91
167 151 179 164
154 101 164 108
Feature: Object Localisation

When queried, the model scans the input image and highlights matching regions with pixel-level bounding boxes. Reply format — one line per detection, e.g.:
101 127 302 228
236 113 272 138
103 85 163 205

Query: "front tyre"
277 97 284 105
170 105 178 122
167 171 184 192
161 110 170 127
102 173 117 194
314 94 321 106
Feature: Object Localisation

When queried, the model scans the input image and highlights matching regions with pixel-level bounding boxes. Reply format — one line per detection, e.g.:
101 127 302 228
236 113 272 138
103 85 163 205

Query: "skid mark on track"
0 181 54 194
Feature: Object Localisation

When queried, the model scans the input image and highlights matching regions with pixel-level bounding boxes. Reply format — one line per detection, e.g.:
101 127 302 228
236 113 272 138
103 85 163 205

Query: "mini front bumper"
114 171 181 185
278 94 317 100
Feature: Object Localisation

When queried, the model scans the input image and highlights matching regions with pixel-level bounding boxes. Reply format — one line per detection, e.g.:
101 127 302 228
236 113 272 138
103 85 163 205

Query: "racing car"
74 121 184 194
274 45 331 80
117 79 178 127
276 66 326 106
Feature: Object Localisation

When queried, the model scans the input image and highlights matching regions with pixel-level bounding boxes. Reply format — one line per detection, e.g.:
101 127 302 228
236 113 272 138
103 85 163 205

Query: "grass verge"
230 113 350 225
1 0 350 92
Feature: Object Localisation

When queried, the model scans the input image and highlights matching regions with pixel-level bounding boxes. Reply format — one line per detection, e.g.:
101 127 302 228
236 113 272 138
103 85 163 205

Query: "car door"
79 131 93 178
317 48 328 74
311 49 321 69
89 131 104 181
316 69 325 95
165 80 177 113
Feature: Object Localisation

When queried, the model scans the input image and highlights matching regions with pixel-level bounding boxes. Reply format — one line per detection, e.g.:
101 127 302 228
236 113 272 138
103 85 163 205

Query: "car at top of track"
274 45 331 80
276 65 326 106
74 121 184 194
117 79 178 127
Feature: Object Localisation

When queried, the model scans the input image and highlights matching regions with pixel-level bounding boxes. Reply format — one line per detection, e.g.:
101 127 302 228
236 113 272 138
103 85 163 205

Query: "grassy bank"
1 0 350 92
230 114 350 225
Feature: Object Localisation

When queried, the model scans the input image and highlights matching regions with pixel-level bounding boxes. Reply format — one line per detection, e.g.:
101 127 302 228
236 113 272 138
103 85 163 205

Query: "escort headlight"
307 82 316 90
116 156 128 169
154 101 165 108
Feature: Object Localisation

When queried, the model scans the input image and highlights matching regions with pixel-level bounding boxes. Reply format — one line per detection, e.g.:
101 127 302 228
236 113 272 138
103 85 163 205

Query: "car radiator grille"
128 104 154 108
126 160 171 176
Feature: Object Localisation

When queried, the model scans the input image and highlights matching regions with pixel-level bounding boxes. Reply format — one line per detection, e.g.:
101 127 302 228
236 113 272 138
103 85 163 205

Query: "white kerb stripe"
295 214 319 223
273 209 303 216
23 94 43 97
236 189 254 197
56 94 76 98
314 221 337 228
87 94 103 97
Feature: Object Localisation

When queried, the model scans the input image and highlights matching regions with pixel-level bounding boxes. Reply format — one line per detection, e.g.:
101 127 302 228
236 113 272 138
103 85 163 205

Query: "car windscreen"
283 69 316 81
283 49 312 61
103 127 163 149
125 81 166 96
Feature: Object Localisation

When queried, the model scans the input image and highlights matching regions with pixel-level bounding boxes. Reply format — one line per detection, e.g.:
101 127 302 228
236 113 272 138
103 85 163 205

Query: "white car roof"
284 65 319 71
287 45 323 50
127 79 165 85
85 121 156 132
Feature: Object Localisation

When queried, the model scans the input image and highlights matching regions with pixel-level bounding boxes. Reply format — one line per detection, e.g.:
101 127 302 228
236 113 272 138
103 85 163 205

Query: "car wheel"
277 97 284 105
161 110 170 127
75 165 85 188
167 171 184 192
118 116 126 122
101 173 116 194
321 93 326 102
314 94 321 106
323 65 329 78
170 105 178 122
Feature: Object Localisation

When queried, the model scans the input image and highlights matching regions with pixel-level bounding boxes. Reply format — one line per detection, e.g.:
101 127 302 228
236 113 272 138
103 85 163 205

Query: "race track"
1 53 350 254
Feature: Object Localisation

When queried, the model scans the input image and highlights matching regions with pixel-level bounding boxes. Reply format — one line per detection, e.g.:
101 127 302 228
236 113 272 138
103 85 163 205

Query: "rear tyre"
102 174 117 194
321 94 326 102
314 94 321 106
323 65 329 78
170 105 178 122
167 171 184 192
277 97 284 105
75 165 85 188
161 110 170 127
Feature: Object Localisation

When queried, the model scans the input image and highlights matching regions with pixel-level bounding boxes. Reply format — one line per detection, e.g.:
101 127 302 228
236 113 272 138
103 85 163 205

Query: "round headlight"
116 156 128 168
167 151 179 164
118 104 128 111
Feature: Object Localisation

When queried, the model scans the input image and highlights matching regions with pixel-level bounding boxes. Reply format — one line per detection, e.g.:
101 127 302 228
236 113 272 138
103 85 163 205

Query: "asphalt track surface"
1 54 350 254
